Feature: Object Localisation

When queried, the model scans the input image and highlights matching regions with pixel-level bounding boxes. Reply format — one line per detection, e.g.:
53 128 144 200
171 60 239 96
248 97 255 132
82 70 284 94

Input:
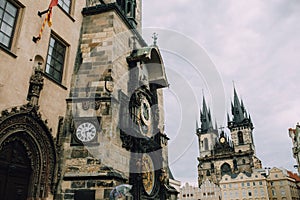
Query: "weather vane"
219 126 225 132
152 32 158 46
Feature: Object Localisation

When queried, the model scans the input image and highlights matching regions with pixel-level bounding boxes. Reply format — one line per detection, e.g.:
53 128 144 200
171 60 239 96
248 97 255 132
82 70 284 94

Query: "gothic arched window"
221 163 232 176
206 170 210 176
211 163 215 172
204 138 209 151
238 131 244 144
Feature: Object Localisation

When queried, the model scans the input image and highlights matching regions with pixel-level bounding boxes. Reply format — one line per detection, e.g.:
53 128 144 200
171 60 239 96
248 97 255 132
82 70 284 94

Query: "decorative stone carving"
0 104 56 199
27 64 44 106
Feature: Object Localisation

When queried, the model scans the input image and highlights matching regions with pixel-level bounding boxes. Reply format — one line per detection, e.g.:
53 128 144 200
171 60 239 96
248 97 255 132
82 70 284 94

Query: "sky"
142 0 300 186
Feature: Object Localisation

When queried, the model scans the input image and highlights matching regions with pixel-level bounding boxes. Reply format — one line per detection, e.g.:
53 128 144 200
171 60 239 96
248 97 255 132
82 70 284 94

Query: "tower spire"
228 85 253 130
232 86 245 124
227 112 231 122
200 95 213 133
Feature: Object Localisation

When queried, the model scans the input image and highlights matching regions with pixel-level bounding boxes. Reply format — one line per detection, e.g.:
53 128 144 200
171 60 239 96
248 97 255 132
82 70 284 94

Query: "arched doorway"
0 140 32 200
0 105 57 199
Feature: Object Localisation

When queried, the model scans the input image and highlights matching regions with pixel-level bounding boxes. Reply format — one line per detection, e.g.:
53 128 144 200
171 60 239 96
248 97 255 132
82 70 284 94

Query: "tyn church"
197 88 262 185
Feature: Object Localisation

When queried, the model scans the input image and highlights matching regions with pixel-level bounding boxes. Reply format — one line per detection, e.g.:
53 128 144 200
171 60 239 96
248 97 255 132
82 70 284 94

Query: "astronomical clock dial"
138 97 152 137
220 137 226 144
141 154 155 195
141 98 151 125
76 122 97 142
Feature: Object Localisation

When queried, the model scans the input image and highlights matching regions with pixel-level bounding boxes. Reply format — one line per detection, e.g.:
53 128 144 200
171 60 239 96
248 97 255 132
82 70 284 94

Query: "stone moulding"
0 103 57 199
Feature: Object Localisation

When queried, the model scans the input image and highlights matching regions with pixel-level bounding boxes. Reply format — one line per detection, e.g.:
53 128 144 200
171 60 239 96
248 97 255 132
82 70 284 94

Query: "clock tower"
197 88 262 186
55 1 175 200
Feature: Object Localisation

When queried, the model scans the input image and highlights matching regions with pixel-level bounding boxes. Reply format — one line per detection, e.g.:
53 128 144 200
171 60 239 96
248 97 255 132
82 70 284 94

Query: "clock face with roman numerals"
76 122 97 142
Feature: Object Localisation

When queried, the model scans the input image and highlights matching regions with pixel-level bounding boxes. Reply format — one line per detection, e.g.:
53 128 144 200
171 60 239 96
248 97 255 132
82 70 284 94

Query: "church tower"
197 96 219 185
197 88 262 186
197 96 218 158
228 87 255 154
55 1 175 200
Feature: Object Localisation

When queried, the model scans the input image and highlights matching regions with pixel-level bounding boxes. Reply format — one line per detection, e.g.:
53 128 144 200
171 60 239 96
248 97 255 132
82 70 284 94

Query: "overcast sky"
142 0 300 186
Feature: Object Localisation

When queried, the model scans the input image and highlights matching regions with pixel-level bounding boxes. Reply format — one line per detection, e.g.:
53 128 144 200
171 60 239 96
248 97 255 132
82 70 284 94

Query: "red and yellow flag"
49 0 58 8
48 0 58 26
33 0 58 42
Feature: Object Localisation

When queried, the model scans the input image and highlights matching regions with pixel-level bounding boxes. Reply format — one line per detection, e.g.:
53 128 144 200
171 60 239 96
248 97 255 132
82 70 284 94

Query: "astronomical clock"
117 46 171 199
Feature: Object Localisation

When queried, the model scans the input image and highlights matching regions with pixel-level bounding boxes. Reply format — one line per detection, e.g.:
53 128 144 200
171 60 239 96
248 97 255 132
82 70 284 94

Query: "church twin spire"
197 87 253 134
228 87 253 130
197 96 217 134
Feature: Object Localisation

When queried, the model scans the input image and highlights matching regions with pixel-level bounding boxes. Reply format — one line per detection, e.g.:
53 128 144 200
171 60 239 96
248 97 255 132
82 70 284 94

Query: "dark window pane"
74 190 95 200
0 32 9 46
0 0 18 48
0 1 5 8
1 22 13 36
4 12 14 26
58 0 71 13
45 36 66 83
6 2 16 16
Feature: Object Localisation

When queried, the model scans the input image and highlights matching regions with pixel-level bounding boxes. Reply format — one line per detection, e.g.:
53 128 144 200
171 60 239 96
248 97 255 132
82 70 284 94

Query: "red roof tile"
287 170 300 182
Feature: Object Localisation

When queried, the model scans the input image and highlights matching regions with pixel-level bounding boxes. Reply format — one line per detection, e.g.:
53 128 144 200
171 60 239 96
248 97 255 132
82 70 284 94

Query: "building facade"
289 124 300 174
179 180 221 200
197 88 262 186
0 0 176 199
267 167 300 200
0 0 85 199
219 169 269 200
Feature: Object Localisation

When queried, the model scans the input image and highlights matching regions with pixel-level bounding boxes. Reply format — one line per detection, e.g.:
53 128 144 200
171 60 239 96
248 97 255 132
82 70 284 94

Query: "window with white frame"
0 0 18 49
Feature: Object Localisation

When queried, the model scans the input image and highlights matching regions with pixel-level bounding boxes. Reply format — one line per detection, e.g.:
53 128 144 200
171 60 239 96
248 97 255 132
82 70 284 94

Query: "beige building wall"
0 0 85 199
220 169 269 200
0 0 85 136
267 167 300 200
179 180 221 200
